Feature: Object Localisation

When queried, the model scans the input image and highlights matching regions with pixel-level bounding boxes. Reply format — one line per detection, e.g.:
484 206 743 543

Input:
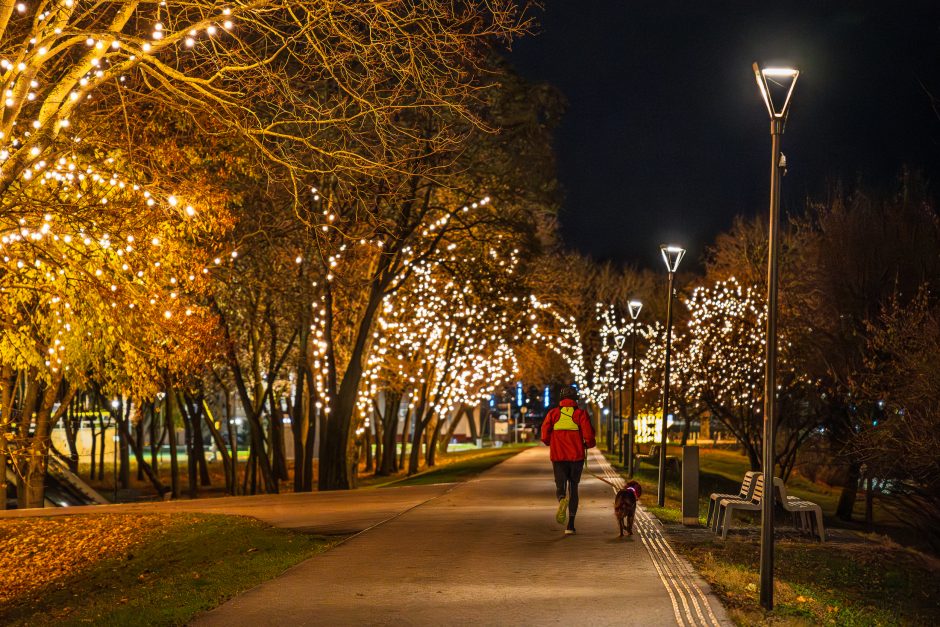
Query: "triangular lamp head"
628 300 643 320
660 245 686 273
753 63 799 119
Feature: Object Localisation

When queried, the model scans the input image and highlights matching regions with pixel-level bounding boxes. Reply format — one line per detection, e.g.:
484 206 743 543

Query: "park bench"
713 473 766 538
637 444 680 473
773 478 826 542
706 471 760 529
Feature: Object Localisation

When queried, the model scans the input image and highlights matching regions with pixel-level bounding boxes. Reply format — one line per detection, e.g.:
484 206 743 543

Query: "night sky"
509 2 940 268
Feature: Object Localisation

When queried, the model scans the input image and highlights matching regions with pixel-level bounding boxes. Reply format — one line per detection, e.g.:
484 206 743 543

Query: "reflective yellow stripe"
554 406 579 431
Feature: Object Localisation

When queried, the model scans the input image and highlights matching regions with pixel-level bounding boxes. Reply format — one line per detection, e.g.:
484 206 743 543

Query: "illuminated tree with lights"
0 0 530 198
0 148 225 507
529 298 609 409
306 62 559 490
363 245 524 475
683 277 818 476
0 2 551 498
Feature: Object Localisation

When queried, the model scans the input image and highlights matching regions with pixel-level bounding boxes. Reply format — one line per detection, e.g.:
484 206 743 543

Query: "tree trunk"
426 414 446 467
399 406 413 471
268 395 289 482
408 409 432 475
223 389 238 494
191 399 211 487
19 374 65 508
202 399 233 494
165 386 180 499
117 397 131 489
135 408 146 481
303 404 317 491
373 409 384 475
64 397 80 473
116 406 166 497
378 394 402 476
291 363 308 492
318 384 358 490
744 440 761 472
0 366 13 510
179 392 198 499
150 403 160 474
97 413 106 481
364 423 374 472
317 275 388 491
467 403 480 440
836 461 861 521
18 469 45 509
89 415 98 481
680 410 692 447
439 405 469 455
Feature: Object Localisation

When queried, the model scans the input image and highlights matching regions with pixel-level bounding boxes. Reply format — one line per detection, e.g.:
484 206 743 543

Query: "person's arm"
540 410 555 446
579 410 597 449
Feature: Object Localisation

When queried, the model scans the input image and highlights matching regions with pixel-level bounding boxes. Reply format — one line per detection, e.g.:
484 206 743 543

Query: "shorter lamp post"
658 244 685 507
606 350 619 454
614 333 626 463
626 300 642 475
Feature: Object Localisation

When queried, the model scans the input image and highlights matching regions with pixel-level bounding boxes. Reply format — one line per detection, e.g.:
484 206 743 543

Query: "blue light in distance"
516 382 523 407
543 386 550 408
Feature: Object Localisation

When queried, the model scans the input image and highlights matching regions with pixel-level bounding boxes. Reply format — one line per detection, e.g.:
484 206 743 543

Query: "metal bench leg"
706 497 716 528
712 502 725 533
814 507 825 542
720 505 736 539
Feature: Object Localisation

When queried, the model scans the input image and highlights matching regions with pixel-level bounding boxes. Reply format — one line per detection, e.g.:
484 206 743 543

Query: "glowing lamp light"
660 245 686 274
628 300 643 320
614 333 626 349
753 64 799 120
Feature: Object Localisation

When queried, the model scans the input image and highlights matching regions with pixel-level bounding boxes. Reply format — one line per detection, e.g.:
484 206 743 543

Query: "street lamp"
626 300 642 475
614 333 626 460
658 244 685 507
606 349 619 454
753 62 799 611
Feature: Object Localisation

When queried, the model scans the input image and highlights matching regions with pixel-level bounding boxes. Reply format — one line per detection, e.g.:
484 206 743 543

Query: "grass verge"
0 513 338 626
680 535 940 626
610 449 940 625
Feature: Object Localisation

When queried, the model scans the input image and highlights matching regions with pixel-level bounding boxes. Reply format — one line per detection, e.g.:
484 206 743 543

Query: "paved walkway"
0 484 453 535
195 447 730 626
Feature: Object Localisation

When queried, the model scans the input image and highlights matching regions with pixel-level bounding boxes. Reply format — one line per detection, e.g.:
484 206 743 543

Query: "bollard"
682 446 699 526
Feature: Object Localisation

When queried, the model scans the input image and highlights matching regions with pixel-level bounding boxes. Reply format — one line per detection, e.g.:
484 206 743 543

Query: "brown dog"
614 481 642 536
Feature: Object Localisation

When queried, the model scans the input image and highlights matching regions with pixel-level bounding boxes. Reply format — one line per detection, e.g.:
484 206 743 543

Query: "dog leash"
588 471 620 489
583 452 621 489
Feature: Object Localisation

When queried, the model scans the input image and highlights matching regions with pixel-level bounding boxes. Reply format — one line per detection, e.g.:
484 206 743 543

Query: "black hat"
560 386 578 401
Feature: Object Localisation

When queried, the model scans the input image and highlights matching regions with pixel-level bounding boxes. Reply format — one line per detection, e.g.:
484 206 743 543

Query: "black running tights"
552 460 585 515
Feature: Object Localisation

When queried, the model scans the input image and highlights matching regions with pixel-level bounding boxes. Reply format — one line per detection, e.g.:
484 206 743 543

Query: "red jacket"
541 399 596 462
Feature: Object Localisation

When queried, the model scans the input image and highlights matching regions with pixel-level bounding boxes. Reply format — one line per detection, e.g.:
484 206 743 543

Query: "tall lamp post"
657 245 685 507
626 300 642 475
753 62 799 611
614 333 626 461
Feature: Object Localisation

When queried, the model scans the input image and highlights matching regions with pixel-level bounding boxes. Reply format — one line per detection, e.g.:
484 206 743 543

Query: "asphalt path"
195 447 730 626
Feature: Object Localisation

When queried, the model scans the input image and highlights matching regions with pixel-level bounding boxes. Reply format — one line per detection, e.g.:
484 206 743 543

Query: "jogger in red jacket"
541 386 596 534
